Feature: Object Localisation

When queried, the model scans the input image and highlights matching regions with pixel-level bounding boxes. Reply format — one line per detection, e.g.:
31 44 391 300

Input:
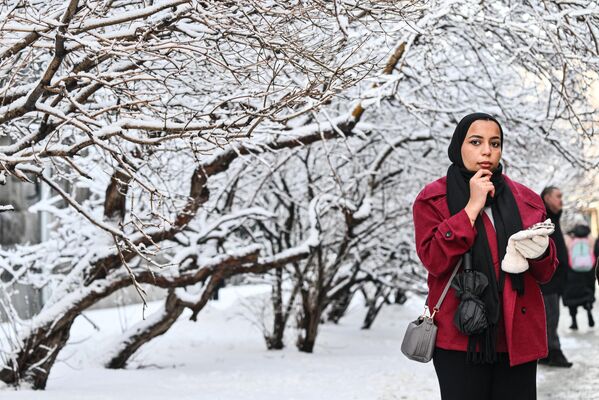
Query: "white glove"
501 219 555 273
513 235 549 259
511 219 554 259
502 239 529 273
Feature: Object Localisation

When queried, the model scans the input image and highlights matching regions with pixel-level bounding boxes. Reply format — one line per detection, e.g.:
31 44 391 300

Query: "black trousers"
543 293 561 350
433 348 537 400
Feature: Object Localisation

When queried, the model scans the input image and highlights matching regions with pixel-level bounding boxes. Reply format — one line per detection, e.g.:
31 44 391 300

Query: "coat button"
521 307 526 314
445 231 452 238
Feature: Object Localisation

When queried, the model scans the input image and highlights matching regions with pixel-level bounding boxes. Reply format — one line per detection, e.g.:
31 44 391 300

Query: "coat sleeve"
413 194 477 278
528 239 557 284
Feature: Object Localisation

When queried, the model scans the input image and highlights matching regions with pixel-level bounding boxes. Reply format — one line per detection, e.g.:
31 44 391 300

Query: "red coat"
413 175 558 366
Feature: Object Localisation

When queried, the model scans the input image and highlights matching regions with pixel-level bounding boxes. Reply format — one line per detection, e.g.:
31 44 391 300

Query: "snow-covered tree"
0 0 420 388
1 0 599 390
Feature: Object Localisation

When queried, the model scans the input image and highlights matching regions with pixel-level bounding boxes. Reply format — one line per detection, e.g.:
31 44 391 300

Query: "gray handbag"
400 258 462 363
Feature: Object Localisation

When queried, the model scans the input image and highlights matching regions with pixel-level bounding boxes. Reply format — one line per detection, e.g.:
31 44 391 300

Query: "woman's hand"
464 169 495 225
509 221 554 260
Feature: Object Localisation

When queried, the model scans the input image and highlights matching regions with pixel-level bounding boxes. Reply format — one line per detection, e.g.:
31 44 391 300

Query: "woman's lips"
478 162 492 169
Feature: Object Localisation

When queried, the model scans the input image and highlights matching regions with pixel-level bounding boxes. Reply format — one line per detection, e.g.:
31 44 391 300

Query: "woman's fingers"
479 169 492 178
531 235 548 246
513 235 549 259
482 182 494 194
469 169 495 209
473 168 486 178
474 170 492 185
515 239 538 253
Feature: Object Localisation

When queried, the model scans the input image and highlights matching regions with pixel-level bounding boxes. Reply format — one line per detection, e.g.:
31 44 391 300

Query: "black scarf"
446 113 524 363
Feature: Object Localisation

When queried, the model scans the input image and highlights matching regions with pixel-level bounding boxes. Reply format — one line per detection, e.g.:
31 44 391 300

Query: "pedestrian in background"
539 186 573 368
563 218 596 330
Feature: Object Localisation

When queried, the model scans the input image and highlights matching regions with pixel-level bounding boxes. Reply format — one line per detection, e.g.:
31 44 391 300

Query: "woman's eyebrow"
466 134 501 140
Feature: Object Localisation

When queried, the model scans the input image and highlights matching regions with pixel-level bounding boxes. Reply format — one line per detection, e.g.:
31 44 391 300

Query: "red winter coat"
413 175 558 366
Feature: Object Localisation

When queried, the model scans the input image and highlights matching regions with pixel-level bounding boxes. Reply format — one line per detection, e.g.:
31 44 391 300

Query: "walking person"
596 236 599 286
563 219 596 330
538 186 574 367
413 112 558 400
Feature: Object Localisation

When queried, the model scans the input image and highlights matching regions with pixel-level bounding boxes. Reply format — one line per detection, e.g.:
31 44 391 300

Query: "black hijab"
446 113 524 363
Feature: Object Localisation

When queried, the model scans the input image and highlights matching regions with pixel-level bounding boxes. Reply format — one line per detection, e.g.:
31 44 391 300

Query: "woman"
412 113 558 400
563 221 596 330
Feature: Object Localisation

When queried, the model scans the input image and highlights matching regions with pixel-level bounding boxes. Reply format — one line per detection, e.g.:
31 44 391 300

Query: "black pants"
569 303 593 315
433 348 537 400
543 293 561 350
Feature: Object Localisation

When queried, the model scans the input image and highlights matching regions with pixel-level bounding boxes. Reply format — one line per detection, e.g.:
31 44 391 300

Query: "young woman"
412 113 558 400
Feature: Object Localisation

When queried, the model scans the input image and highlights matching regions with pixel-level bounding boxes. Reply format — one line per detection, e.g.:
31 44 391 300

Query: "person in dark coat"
413 113 558 400
563 223 596 330
538 186 573 367
596 238 599 286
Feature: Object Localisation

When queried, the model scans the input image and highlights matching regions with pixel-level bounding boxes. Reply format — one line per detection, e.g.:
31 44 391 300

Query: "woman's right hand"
464 169 495 224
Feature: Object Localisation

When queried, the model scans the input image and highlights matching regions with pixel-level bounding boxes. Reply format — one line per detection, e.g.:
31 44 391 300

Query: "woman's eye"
492 142 501 148
470 140 480 145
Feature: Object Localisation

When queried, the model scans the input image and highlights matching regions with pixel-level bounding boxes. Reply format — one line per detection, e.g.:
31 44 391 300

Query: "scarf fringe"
466 324 498 364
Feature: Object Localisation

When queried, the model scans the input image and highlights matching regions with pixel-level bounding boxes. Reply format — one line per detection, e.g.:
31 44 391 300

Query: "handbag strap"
425 257 462 318
434 257 462 310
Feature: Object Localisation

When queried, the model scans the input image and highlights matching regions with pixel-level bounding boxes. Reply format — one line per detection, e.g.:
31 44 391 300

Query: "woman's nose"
481 144 491 155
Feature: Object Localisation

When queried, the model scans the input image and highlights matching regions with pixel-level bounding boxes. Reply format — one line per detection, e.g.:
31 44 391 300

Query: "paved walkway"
538 304 599 399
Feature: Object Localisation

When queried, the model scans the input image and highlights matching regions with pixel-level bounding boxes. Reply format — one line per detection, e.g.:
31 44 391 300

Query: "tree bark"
0 278 130 389
327 288 354 324
266 268 285 350
296 287 323 353
106 290 185 369
361 286 389 330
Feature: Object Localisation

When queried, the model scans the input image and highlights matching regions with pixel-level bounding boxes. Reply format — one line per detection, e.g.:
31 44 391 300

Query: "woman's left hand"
508 220 554 260
513 235 549 259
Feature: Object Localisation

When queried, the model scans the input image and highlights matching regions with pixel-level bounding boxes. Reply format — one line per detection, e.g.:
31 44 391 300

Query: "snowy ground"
1 284 598 399
538 303 599 400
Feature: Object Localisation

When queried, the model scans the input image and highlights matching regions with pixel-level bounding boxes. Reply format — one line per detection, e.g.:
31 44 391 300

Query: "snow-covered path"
0 286 436 400
1 285 598 399
538 305 599 400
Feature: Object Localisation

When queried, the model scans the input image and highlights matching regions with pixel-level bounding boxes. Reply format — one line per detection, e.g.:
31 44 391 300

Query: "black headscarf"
446 112 524 363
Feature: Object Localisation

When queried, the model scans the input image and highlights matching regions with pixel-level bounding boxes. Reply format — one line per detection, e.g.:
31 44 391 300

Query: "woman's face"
460 120 502 172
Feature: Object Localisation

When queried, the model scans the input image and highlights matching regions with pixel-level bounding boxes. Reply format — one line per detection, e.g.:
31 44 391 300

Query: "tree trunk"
0 319 75 389
265 268 285 350
296 288 323 353
108 268 261 368
0 277 130 389
394 288 407 305
296 248 329 353
361 287 388 330
296 309 321 353
0 237 303 388
264 269 301 350
327 288 354 324
106 290 185 369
